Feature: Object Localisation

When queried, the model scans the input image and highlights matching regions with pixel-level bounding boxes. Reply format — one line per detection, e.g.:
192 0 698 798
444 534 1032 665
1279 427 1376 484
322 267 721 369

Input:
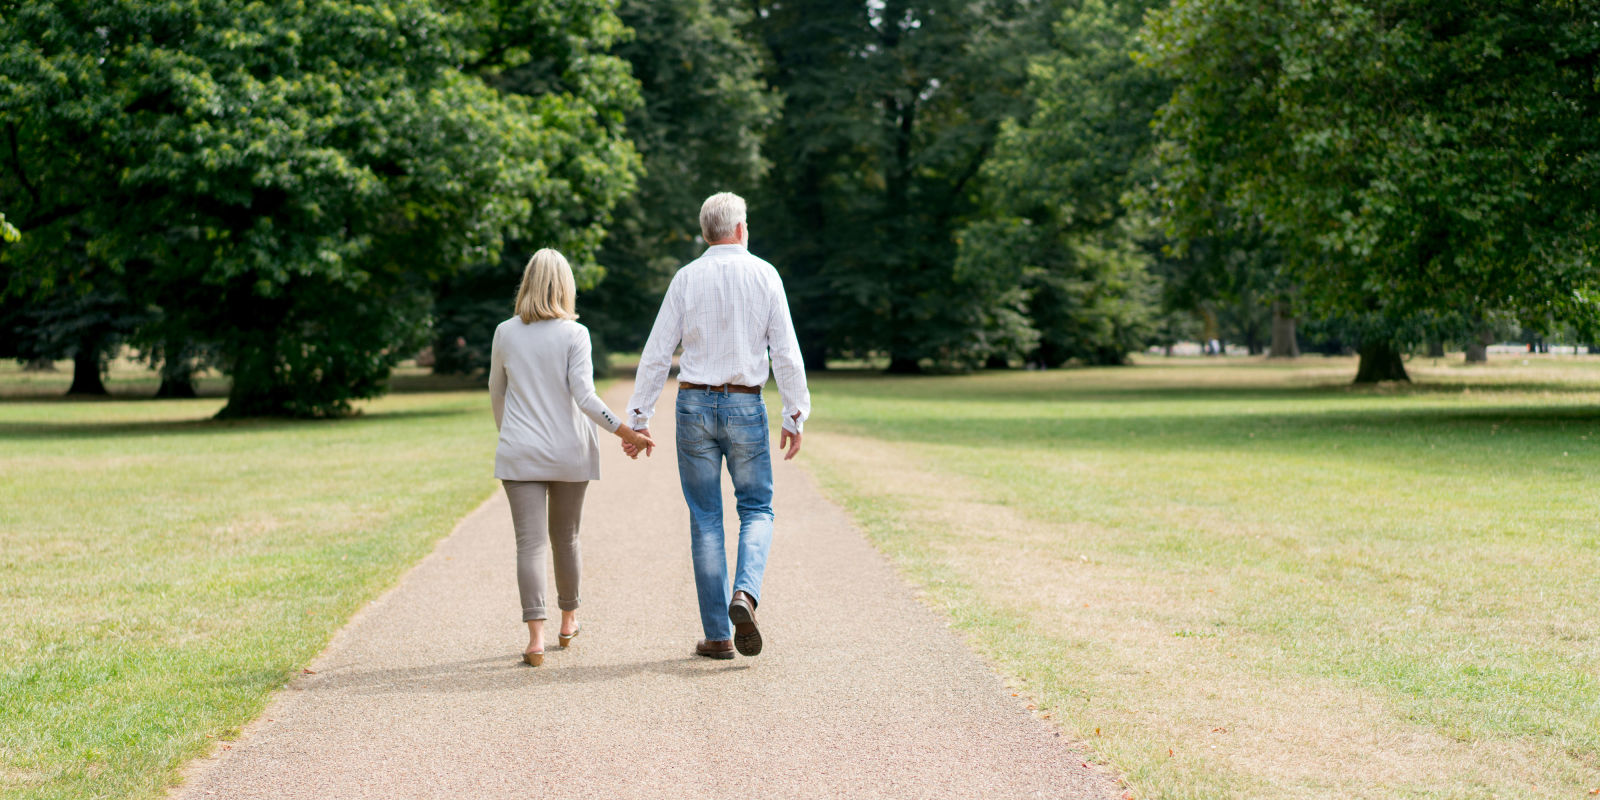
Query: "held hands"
620 427 654 459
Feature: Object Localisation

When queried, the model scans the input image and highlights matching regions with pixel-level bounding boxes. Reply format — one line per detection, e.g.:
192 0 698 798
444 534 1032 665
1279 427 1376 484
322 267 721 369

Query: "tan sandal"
523 649 544 667
558 622 581 649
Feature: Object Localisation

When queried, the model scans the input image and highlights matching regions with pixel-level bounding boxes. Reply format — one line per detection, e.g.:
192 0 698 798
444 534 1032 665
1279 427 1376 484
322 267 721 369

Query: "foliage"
574 0 778 370
750 0 1055 371
427 0 642 377
957 0 1165 366
1142 0 1600 380
0 0 639 414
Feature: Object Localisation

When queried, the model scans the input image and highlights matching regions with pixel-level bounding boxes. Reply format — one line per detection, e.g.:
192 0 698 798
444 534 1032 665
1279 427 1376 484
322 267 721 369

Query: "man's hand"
622 427 653 459
779 412 802 460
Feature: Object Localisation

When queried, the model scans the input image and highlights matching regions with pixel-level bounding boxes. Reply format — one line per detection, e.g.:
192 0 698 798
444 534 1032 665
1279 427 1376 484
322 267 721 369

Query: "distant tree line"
3 0 1598 415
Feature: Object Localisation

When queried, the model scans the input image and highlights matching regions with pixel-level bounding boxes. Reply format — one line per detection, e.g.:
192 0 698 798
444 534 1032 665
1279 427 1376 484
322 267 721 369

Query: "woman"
489 248 654 666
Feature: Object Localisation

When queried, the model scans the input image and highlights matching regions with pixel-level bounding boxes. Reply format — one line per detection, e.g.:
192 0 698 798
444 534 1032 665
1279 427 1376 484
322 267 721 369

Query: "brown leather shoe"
729 591 762 657
695 639 734 660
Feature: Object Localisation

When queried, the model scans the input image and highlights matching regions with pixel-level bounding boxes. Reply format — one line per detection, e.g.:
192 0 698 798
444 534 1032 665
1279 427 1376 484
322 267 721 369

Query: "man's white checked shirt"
626 244 811 434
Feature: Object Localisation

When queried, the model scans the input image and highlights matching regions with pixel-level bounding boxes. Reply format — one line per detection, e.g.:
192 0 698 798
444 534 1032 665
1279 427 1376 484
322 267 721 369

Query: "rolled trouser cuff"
522 606 548 622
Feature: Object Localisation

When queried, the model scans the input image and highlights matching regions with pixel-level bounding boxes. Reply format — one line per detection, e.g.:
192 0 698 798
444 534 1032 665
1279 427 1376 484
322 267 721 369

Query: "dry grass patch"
800 357 1600 799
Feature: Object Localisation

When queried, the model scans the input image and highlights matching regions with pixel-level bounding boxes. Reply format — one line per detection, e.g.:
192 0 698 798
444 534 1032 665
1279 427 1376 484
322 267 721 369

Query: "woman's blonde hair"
514 248 579 323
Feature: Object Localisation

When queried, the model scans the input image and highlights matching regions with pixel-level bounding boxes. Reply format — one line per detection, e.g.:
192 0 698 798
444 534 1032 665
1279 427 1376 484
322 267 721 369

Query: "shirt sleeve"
488 324 507 431
567 324 622 432
625 274 685 430
765 272 810 434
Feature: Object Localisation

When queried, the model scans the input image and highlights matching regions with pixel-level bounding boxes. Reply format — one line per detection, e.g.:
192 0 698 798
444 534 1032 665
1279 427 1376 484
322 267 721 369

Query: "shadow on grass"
0 387 231 404
812 372 1600 405
836 403 1600 455
0 368 481 403
0 407 473 442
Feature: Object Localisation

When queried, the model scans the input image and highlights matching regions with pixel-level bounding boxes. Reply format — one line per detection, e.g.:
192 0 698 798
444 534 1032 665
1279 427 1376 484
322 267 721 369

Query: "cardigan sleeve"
566 323 622 432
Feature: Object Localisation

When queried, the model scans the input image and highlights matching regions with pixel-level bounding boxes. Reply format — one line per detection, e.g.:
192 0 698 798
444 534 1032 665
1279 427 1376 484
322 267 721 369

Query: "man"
624 192 810 659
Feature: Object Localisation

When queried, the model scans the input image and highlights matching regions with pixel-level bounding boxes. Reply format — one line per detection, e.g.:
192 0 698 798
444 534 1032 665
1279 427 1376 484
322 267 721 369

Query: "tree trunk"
217 346 288 417
1425 339 1445 358
1198 307 1220 347
1353 339 1410 383
1465 327 1491 363
66 341 108 395
155 376 197 398
155 354 199 398
21 356 57 372
885 355 921 374
1268 301 1299 358
800 338 829 372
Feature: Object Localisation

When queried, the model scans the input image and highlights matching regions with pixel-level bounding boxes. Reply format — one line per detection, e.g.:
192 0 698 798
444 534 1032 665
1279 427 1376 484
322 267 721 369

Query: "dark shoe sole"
695 647 735 660
729 602 762 657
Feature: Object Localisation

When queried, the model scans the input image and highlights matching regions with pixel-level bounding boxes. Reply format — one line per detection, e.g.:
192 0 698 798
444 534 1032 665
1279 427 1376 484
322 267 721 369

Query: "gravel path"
174 382 1118 799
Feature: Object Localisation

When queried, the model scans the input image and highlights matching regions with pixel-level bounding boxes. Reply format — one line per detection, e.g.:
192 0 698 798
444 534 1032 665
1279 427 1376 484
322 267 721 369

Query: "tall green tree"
1 0 639 415
957 0 1165 367
751 0 1055 372
577 0 777 368
427 0 642 376
1143 0 1600 382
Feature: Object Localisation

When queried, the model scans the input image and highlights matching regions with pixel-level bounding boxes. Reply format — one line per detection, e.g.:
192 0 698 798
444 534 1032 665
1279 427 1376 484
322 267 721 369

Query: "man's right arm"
765 271 810 459
625 275 684 432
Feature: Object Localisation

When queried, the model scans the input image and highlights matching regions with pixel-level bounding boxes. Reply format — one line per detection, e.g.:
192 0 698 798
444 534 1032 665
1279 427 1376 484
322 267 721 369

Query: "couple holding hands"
487 192 810 666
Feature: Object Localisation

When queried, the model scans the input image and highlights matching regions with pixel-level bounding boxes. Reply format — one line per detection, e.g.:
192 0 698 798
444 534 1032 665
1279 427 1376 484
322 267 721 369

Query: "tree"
428 0 643 377
750 0 1055 372
1 280 142 395
1143 0 1600 382
1 0 640 415
958 0 1172 367
577 0 778 371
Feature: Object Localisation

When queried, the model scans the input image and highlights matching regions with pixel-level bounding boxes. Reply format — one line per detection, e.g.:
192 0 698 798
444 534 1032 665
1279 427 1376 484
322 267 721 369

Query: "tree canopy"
1 0 639 414
6 0 1599 398
956 0 1168 367
577 0 777 370
1142 0 1600 379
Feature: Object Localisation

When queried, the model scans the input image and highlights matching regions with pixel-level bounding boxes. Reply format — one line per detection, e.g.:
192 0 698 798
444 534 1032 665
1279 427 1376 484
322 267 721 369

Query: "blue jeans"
675 390 774 641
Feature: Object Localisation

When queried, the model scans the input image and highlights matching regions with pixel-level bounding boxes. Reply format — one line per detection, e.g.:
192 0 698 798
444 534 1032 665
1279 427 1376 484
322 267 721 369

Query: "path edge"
164 486 504 798
789 448 1127 794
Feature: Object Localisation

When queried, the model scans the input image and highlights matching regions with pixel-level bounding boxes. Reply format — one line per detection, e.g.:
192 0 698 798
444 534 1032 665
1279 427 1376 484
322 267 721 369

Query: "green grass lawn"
0 363 507 800
800 355 1600 800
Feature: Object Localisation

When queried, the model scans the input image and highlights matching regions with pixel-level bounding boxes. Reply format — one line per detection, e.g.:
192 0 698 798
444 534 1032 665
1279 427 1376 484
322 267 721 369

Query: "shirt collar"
704 243 747 256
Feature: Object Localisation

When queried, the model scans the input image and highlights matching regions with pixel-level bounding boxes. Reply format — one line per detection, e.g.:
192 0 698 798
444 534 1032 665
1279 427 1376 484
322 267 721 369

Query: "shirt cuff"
782 414 804 435
629 409 652 430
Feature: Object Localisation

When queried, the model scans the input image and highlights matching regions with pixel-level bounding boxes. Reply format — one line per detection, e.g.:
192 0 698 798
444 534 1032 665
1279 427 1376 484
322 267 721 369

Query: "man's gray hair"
699 192 747 243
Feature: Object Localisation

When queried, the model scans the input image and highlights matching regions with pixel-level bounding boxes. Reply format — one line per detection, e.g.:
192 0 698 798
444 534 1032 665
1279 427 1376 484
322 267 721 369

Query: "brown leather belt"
679 381 762 394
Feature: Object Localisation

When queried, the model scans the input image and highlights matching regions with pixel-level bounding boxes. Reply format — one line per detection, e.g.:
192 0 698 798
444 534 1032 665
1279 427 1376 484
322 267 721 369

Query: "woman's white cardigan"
489 318 622 482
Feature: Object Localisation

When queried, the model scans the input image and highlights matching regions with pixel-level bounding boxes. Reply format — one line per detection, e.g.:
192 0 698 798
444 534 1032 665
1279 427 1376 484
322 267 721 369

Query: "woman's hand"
618 426 654 459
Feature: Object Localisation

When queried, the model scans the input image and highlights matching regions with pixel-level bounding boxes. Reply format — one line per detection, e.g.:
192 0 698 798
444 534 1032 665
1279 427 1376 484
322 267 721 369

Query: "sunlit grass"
0 364 511 800
800 355 1600 799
